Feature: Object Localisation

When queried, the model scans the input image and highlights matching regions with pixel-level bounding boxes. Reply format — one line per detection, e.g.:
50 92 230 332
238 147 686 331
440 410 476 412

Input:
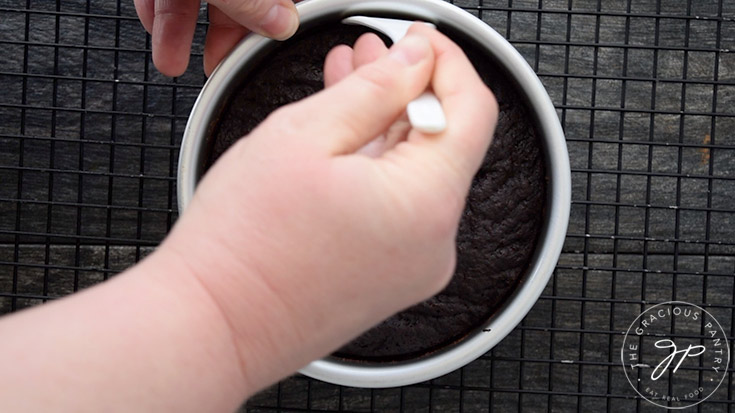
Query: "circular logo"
621 301 730 409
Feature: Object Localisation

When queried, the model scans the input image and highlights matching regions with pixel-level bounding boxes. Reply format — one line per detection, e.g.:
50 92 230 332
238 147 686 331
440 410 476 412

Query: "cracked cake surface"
206 23 546 362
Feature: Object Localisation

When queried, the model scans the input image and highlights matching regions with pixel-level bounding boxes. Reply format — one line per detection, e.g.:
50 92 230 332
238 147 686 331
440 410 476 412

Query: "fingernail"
388 34 431 66
259 4 299 40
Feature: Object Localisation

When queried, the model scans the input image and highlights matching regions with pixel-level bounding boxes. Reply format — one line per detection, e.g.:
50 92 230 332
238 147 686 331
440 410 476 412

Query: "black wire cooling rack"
1 0 734 411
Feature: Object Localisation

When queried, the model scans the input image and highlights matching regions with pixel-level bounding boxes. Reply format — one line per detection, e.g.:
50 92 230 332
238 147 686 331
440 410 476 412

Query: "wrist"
159 216 310 393
132 246 254 399
0 239 257 411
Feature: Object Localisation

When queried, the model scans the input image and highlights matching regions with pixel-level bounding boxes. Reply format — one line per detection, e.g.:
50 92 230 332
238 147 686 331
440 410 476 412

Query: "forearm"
0 24 496 412
0 249 248 412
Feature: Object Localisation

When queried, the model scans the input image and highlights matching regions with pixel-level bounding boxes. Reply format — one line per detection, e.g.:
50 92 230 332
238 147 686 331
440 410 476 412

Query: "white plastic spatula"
342 16 447 134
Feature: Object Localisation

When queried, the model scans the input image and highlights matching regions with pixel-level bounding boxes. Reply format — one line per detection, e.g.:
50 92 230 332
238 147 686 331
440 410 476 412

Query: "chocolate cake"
206 23 546 362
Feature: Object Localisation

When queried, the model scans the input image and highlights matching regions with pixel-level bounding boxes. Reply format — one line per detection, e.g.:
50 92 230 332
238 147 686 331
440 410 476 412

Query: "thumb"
207 0 299 40
275 31 435 156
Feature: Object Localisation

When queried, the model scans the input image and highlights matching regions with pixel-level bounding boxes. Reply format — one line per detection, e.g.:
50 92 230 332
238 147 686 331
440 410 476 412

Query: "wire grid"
0 0 734 411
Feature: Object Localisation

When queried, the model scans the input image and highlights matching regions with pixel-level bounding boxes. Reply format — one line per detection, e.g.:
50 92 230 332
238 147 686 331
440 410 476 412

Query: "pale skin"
134 0 302 76
0 4 498 412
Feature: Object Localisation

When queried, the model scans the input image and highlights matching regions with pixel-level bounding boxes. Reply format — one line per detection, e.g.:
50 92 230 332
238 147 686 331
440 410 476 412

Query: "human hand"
134 0 299 77
324 31 412 157
164 25 498 391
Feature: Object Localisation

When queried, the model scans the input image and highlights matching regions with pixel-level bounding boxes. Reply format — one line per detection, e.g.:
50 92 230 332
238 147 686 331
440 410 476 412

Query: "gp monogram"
621 301 730 409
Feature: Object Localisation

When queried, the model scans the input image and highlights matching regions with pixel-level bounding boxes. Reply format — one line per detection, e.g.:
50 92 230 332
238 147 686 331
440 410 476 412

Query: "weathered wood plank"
1 0 734 411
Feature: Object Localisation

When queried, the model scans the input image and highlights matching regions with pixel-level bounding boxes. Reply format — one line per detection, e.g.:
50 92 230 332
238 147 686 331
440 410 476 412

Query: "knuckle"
429 197 463 241
426 250 456 295
263 105 302 138
472 84 498 122
355 63 399 100
155 0 197 18
230 0 272 21
482 86 498 115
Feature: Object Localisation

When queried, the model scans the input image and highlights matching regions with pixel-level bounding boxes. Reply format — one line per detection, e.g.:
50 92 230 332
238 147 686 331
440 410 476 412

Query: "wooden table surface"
1 0 734 411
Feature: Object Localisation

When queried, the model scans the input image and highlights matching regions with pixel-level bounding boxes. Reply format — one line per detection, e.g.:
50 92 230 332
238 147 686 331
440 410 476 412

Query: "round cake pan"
178 0 571 388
